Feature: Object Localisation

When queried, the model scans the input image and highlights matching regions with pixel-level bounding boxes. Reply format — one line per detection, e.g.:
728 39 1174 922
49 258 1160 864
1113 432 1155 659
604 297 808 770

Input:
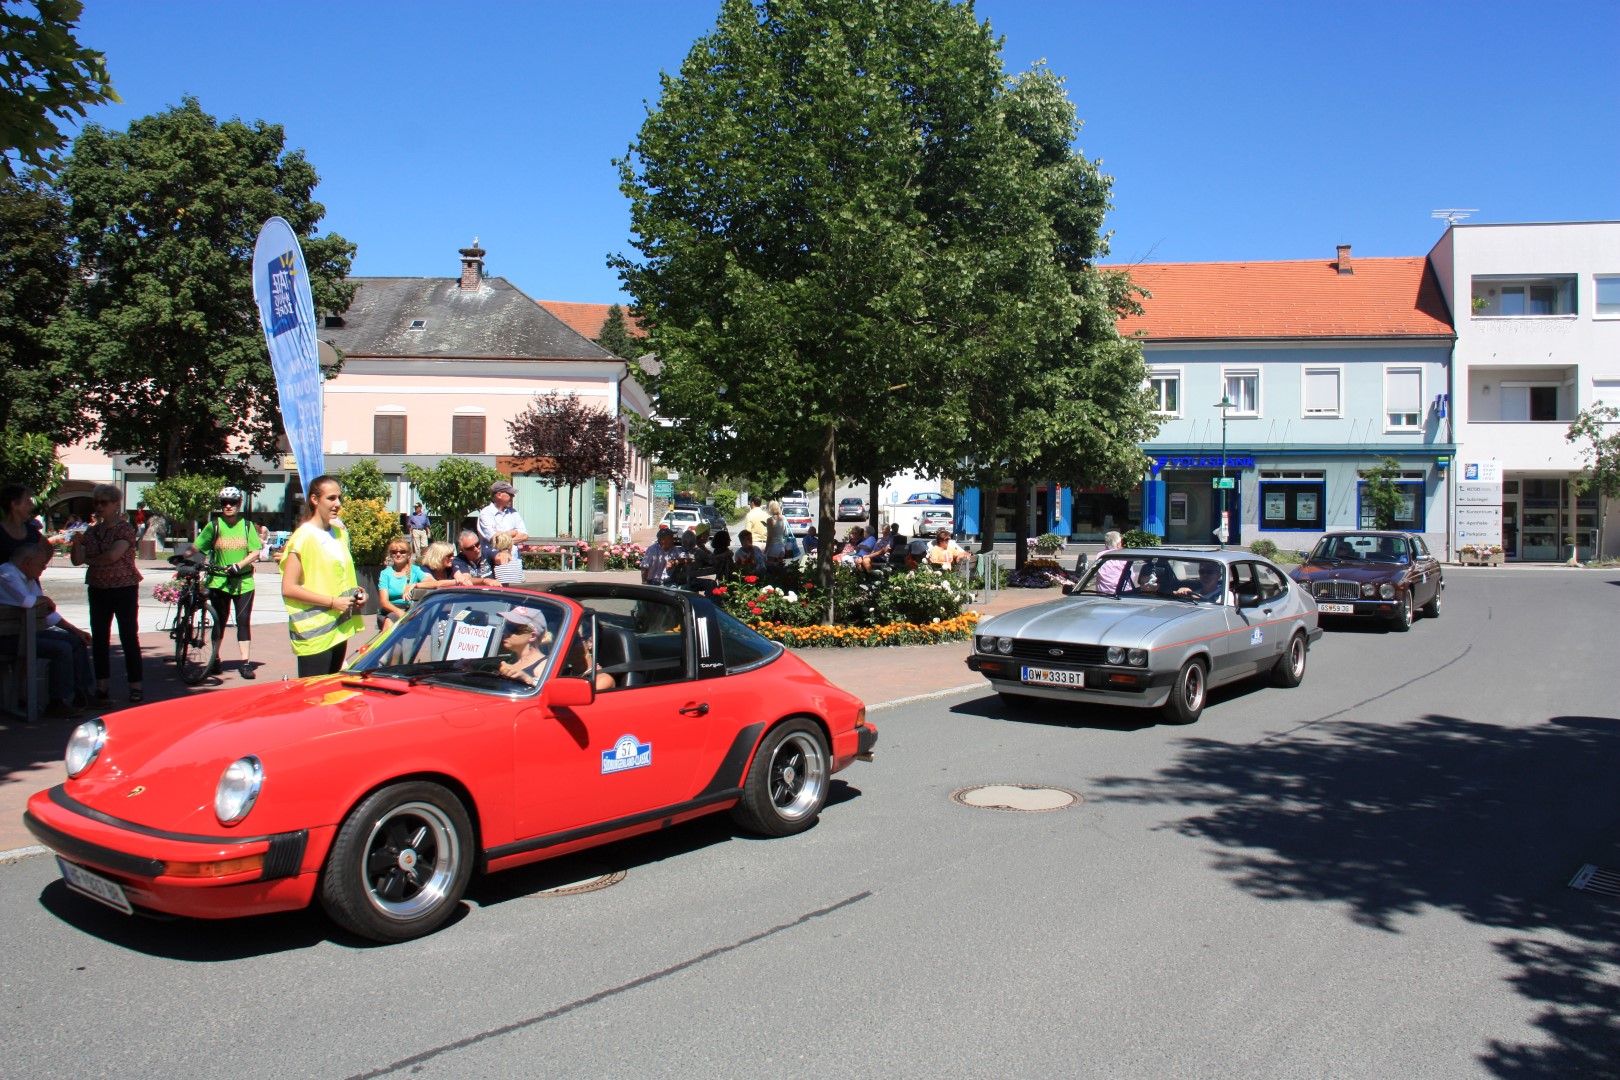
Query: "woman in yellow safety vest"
280 475 366 677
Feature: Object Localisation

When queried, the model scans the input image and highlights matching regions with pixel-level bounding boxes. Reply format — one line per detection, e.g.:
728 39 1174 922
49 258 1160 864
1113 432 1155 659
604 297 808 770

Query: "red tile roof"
536 301 645 340
1112 256 1453 341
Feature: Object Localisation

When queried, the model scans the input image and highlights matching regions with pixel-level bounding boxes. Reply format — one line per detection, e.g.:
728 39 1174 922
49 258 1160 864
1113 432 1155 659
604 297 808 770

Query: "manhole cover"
528 865 626 897
950 783 1083 812
1569 863 1620 898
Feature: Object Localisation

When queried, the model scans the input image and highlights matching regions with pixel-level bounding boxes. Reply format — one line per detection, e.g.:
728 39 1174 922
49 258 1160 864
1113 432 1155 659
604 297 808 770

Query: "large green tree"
53 97 355 478
0 0 117 177
402 457 503 542
0 175 82 438
616 0 1155 590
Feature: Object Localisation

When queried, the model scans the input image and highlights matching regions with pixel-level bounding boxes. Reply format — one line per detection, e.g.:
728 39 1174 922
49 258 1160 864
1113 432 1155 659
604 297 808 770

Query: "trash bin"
586 544 607 573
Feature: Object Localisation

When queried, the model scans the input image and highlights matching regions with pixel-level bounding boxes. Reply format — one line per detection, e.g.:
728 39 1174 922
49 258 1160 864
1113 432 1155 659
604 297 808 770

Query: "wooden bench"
0 603 44 724
524 538 587 572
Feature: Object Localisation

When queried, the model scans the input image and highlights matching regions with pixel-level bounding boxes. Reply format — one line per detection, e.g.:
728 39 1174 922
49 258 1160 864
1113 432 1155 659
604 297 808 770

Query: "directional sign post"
653 479 675 498
1212 477 1235 490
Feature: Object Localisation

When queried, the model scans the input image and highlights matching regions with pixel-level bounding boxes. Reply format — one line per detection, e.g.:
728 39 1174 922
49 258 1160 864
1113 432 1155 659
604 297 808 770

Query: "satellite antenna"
1431 209 1478 225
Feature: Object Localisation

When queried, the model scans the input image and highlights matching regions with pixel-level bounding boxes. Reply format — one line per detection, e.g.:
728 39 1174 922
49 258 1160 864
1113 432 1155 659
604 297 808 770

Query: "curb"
0 844 48 864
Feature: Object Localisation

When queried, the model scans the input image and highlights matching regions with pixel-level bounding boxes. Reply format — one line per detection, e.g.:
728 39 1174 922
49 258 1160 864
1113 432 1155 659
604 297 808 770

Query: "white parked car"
659 508 710 539
918 509 954 534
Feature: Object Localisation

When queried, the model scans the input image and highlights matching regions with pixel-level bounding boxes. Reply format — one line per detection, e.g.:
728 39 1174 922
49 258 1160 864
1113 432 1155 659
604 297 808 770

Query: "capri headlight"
1379 583 1395 599
1107 646 1126 666
996 637 1014 655
64 718 106 778
1128 649 1148 667
979 634 997 653
214 756 263 825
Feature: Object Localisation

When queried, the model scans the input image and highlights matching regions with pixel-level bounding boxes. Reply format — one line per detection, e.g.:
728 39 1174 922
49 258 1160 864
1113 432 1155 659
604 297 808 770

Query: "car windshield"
1076 555 1228 604
1309 534 1409 563
346 589 571 692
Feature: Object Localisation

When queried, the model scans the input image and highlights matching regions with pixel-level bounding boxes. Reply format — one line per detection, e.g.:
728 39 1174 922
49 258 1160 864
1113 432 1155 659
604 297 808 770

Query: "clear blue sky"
75 0 1619 304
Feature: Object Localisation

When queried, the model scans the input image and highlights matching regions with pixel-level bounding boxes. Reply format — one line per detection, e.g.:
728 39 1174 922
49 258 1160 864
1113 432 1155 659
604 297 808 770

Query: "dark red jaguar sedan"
1289 531 1444 631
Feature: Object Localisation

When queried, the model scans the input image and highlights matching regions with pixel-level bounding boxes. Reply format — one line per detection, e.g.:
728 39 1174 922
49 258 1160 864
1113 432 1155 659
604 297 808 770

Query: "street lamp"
1215 394 1235 550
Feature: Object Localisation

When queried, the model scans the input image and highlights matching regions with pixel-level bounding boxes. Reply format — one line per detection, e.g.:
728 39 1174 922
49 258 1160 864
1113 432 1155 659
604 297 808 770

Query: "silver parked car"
966 549 1322 724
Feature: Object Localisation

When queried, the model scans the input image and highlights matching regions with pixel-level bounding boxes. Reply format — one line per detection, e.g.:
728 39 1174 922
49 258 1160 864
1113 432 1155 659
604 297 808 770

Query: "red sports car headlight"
215 756 264 825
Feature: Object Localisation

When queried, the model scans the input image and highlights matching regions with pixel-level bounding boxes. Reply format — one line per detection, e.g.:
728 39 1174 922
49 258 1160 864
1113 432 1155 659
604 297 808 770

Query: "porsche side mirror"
543 676 595 709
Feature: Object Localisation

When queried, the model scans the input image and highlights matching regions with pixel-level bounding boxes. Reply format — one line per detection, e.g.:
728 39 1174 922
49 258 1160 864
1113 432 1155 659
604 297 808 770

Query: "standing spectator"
280 475 366 678
476 481 528 558
0 543 93 717
451 529 500 584
406 502 431 558
377 538 427 629
1092 531 1126 595
197 486 262 679
256 523 272 561
640 527 678 585
491 533 526 584
764 500 789 567
742 496 769 544
70 483 144 703
0 484 45 564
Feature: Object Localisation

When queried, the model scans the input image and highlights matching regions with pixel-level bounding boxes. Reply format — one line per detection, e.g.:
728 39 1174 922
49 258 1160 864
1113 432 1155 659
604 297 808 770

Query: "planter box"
1459 552 1504 567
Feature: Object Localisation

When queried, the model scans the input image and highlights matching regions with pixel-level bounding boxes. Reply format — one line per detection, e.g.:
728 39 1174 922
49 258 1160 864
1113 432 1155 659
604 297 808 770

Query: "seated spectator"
0 542 93 717
924 529 969 570
409 541 457 599
733 529 768 575
856 526 895 572
451 530 500 585
491 533 526 585
641 528 679 585
802 525 819 557
378 539 428 629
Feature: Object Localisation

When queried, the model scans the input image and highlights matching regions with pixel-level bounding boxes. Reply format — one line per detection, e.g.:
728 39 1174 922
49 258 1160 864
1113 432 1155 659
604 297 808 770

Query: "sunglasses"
460 544 481 553
389 550 411 557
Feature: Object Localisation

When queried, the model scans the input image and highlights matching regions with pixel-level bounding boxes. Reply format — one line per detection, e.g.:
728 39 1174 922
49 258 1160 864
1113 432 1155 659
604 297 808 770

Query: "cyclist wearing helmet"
196 485 262 678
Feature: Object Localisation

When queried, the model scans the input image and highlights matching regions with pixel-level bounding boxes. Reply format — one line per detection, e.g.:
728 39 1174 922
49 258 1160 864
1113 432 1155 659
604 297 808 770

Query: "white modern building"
1427 221 1620 561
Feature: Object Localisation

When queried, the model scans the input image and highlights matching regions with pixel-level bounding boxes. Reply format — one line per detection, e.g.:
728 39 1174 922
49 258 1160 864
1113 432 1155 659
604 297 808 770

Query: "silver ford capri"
967 549 1322 724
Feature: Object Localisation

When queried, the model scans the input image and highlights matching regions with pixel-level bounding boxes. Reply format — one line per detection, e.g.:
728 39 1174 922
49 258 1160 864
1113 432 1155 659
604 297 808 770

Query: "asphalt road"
2 569 1616 1078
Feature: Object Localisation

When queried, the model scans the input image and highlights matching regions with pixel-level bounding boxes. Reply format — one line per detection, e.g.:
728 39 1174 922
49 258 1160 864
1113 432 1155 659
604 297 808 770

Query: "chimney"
1335 244 1353 275
459 237 486 290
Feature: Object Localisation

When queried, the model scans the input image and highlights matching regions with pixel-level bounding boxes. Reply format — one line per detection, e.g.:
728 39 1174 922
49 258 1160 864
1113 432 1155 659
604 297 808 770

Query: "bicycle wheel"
172 597 193 664
179 599 214 685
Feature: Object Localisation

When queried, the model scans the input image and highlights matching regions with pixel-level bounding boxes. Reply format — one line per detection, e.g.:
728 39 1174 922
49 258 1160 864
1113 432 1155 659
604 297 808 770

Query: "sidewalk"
0 559 1054 854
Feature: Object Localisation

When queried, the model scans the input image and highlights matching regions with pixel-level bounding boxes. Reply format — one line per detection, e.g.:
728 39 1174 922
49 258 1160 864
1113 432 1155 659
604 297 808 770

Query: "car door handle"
679 702 710 716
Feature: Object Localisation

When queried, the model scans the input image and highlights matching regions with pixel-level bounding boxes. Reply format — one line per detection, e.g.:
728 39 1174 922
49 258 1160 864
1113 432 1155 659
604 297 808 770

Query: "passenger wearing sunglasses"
449 530 500 586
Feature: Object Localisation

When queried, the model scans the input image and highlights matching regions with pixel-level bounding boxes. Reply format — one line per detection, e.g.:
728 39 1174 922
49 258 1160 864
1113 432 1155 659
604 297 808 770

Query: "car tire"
1270 632 1308 688
319 781 474 943
730 719 830 838
1391 591 1414 632
1421 589 1441 619
1162 659 1207 725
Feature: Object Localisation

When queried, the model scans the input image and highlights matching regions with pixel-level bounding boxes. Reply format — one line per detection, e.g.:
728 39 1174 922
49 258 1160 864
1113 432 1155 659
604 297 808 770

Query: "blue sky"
75 0 1619 304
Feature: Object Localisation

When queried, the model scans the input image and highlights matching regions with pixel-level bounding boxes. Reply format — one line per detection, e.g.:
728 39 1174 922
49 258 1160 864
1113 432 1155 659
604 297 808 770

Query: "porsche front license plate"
1318 603 1354 614
1022 666 1083 687
58 857 133 915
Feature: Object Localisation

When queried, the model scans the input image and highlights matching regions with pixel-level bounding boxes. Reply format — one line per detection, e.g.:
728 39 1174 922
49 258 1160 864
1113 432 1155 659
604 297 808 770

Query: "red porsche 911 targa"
25 583 876 942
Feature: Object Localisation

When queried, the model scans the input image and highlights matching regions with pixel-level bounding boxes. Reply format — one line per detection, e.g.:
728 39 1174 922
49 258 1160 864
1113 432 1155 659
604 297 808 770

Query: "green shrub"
1248 539 1279 558
342 499 402 565
1120 528 1160 549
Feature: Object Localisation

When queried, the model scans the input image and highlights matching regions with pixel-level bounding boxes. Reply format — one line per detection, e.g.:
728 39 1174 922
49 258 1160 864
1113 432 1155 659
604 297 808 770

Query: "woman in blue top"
377 537 427 630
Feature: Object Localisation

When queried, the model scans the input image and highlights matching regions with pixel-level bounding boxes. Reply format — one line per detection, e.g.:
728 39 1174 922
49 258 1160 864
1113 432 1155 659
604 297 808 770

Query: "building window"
1596 276 1620 318
1148 370 1181 415
1384 367 1422 430
1258 481 1325 531
1223 369 1259 415
374 413 406 455
1500 383 1560 422
452 414 486 454
1302 367 1341 417
1356 470 1426 531
1470 275 1576 317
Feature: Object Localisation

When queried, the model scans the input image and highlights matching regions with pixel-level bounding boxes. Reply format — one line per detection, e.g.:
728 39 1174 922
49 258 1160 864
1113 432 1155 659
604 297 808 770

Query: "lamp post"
1215 394 1235 550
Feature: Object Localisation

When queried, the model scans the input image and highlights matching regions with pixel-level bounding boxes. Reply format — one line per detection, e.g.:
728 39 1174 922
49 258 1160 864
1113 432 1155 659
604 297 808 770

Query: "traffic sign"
1212 477 1235 489
653 479 675 498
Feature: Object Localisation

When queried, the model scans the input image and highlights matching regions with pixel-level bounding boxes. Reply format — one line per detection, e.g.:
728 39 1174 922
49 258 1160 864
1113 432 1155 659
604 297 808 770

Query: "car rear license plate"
1318 603 1354 614
1021 666 1083 687
58 857 132 915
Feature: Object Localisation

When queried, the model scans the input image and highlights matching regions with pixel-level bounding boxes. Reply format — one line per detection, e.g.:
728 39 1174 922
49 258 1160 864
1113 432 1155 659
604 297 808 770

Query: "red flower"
744 575 758 584
711 586 727 595
748 604 762 614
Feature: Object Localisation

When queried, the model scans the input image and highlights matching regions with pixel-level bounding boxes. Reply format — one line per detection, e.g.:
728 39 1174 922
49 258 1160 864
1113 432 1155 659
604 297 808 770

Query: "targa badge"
602 734 652 774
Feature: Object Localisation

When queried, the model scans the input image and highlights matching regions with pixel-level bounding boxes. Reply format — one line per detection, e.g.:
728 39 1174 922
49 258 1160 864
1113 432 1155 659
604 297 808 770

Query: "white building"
1427 221 1620 561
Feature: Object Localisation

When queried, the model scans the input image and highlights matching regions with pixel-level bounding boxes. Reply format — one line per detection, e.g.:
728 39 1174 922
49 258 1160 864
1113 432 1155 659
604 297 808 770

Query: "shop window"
1258 481 1325 531
1302 368 1340 417
1356 479 1426 531
374 413 406 455
1384 368 1422 430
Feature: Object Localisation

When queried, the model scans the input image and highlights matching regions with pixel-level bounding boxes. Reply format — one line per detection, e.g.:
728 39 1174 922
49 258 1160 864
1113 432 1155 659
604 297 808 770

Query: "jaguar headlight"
1361 582 1376 597
1107 646 1126 666
214 756 263 825
1379 583 1395 600
1128 649 1148 667
64 718 106 778
996 637 1014 655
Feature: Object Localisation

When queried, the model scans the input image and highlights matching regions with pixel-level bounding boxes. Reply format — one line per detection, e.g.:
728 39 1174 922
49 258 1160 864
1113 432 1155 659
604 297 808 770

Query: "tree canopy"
0 0 117 177
52 97 355 478
0 175 80 438
402 457 503 542
507 391 629 534
615 0 1156 583
1568 404 1620 501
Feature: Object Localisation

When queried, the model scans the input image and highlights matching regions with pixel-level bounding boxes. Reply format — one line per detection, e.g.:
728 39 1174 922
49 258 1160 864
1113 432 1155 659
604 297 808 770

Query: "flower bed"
1457 544 1504 567
522 541 648 572
1009 556 1071 589
707 565 978 646
753 611 980 648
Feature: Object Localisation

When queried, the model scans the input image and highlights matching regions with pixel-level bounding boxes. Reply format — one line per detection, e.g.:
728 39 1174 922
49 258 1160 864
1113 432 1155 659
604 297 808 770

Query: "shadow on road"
948 678 1271 731
1093 713 1620 1075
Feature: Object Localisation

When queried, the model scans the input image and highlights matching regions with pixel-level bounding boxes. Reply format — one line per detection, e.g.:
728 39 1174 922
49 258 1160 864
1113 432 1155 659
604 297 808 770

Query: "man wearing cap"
477 481 528 560
406 502 431 558
640 527 679 586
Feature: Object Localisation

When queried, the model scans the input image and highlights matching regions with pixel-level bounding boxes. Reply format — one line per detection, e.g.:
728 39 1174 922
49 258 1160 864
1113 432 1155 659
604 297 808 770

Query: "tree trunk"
977 487 995 553
868 476 880 540
818 422 838 624
565 483 575 536
1012 480 1032 569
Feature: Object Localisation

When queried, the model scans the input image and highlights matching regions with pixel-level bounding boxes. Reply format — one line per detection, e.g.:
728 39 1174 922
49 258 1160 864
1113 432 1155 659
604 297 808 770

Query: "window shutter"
1386 370 1421 415
452 415 486 455
1303 370 1338 414
374 415 406 455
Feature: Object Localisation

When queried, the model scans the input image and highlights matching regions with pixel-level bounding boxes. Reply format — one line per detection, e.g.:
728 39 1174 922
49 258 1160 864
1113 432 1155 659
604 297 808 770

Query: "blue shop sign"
1155 455 1255 471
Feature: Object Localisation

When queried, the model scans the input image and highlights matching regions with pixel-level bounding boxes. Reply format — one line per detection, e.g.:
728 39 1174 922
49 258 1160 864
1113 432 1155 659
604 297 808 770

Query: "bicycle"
167 554 217 685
